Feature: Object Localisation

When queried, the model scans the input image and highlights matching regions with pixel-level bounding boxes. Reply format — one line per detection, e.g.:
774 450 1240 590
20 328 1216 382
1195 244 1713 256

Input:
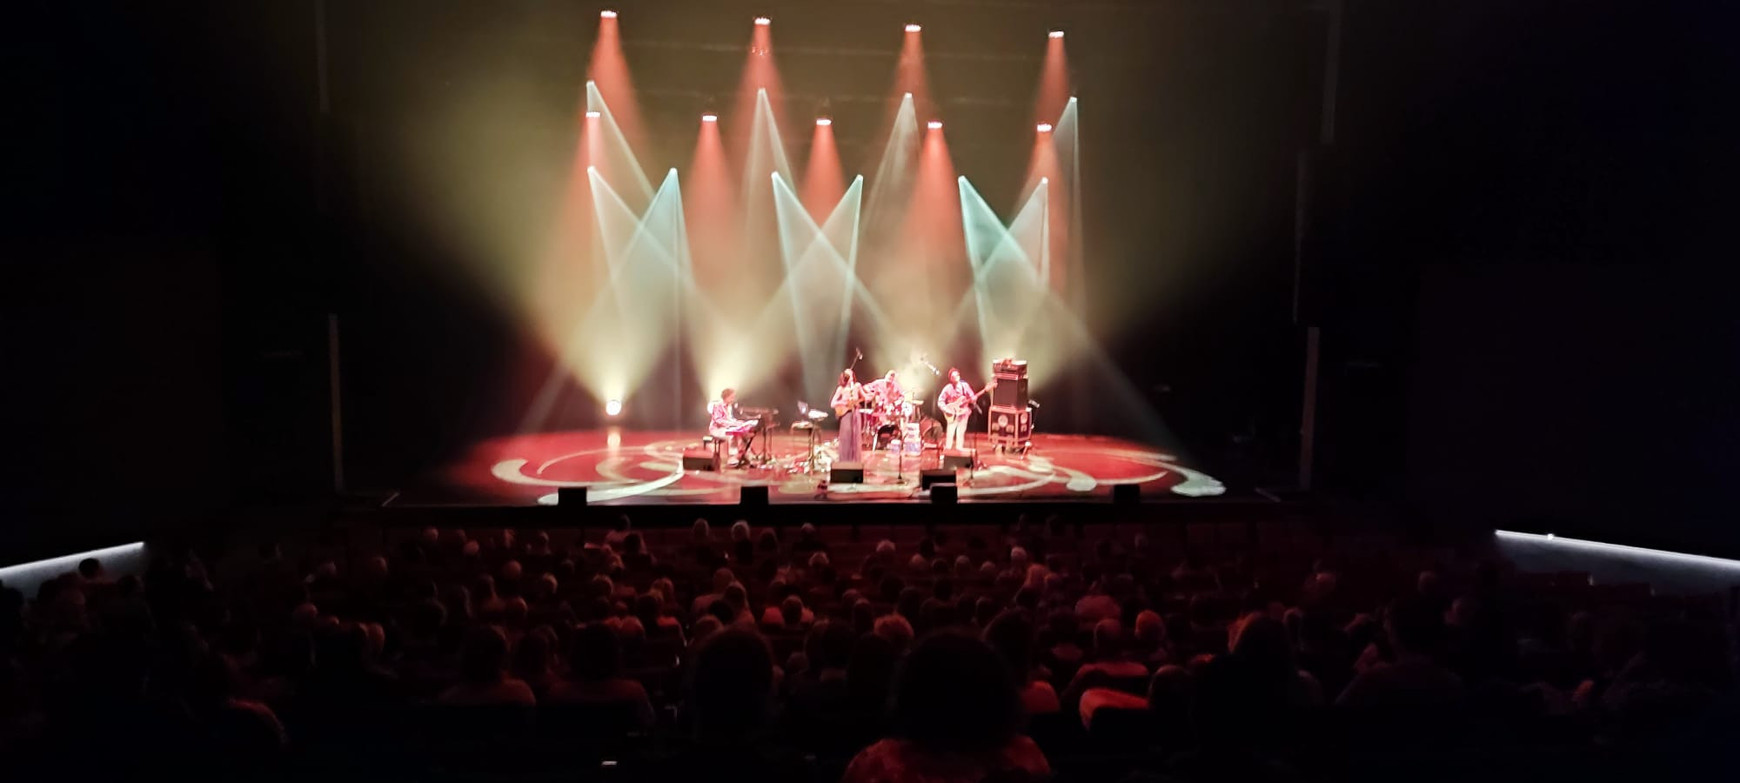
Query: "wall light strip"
0 541 147 579
1495 530 1740 571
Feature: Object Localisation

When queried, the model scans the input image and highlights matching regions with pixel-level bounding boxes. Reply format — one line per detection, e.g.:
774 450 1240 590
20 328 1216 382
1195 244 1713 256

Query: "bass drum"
875 422 899 450
920 418 944 448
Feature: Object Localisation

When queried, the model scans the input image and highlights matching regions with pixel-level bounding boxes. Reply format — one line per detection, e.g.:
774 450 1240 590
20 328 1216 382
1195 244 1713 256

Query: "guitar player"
935 368 995 452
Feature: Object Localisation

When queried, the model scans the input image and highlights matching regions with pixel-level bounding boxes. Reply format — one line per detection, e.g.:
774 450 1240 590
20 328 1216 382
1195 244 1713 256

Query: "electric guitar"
939 380 997 419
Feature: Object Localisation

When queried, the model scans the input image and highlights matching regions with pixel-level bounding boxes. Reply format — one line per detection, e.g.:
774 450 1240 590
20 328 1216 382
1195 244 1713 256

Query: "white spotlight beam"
585 82 655 204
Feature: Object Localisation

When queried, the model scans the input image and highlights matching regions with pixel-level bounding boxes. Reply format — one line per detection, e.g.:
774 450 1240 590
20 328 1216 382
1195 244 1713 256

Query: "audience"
2 514 1733 783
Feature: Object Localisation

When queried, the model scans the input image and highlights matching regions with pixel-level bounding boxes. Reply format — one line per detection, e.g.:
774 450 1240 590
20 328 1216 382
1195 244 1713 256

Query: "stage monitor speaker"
942 453 973 470
830 462 864 484
557 486 588 506
930 484 958 504
991 376 1029 409
740 486 769 505
1112 484 1140 505
920 468 956 490
682 449 719 472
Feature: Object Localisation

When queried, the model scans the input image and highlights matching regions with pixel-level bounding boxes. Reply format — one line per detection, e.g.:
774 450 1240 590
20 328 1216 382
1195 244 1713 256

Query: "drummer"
863 370 904 410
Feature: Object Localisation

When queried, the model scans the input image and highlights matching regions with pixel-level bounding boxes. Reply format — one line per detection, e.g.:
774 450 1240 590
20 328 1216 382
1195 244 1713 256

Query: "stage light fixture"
600 10 617 19
906 23 922 33
754 16 770 26
585 110 601 119
1049 30 1065 39
816 117 832 126
1037 122 1053 132
605 398 623 417
927 120 943 130
701 112 718 123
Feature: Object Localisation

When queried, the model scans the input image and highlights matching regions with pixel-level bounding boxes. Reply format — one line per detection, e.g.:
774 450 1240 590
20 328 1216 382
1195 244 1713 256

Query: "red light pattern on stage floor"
404 430 1224 506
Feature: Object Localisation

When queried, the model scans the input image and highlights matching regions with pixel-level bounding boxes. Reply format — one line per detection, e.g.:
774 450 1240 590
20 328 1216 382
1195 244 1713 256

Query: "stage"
390 429 1226 507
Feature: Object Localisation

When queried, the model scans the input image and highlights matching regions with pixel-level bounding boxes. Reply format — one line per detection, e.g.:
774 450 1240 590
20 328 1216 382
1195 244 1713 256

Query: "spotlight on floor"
701 112 718 123
600 10 617 19
605 399 623 417
585 110 601 119
816 117 832 127
905 23 922 33
754 16 771 26
1037 122 1053 133
1049 30 1065 39
927 120 943 130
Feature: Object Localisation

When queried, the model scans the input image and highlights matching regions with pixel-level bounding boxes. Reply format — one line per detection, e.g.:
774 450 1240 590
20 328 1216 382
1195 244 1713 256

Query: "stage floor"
392 429 1226 507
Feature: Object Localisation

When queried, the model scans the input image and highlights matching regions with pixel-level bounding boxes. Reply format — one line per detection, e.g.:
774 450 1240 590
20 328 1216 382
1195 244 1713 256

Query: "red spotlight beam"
589 13 647 153
1035 31 1070 127
802 119 844 220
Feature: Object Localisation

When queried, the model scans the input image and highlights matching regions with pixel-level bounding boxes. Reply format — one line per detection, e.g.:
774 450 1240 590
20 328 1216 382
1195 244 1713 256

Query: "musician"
936 368 991 451
863 370 904 408
830 369 865 463
708 388 752 461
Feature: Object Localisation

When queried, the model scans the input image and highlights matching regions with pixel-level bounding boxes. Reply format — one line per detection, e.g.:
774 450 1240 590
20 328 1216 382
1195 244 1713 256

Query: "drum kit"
867 393 940 454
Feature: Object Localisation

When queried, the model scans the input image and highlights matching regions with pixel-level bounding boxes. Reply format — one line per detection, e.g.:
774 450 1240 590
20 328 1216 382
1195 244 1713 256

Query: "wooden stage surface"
392 429 1226 507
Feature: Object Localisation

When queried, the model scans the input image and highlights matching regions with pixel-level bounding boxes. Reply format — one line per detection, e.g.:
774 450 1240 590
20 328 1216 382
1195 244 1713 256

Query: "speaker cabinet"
942 453 973 470
830 462 864 484
991 377 1029 408
740 485 769 505
557 486 588 506
987 406 1032 450
682 448 720 472
1112 483 1141 505
930 484 958 504
920 468 956 489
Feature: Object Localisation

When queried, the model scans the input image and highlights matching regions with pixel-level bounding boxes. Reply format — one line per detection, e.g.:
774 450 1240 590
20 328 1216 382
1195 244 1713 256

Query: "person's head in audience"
504 597 529 626
892 631 1024 755
731 520 752 543
688 629 775 739
722 583 748 614
808 551 830 571
781 595 807 628
711 567 735 594
852 599 876 636
690 616 724 645
512 625 558 683
458 625 512 685
692 518 712 542
77 558 103 581
757 529 779 554
807 621 855 674
875 614 915 652
500 559 523 584
1092 618 1128 660
571 622 624 683
708 597 739 626
984 610 1038 683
